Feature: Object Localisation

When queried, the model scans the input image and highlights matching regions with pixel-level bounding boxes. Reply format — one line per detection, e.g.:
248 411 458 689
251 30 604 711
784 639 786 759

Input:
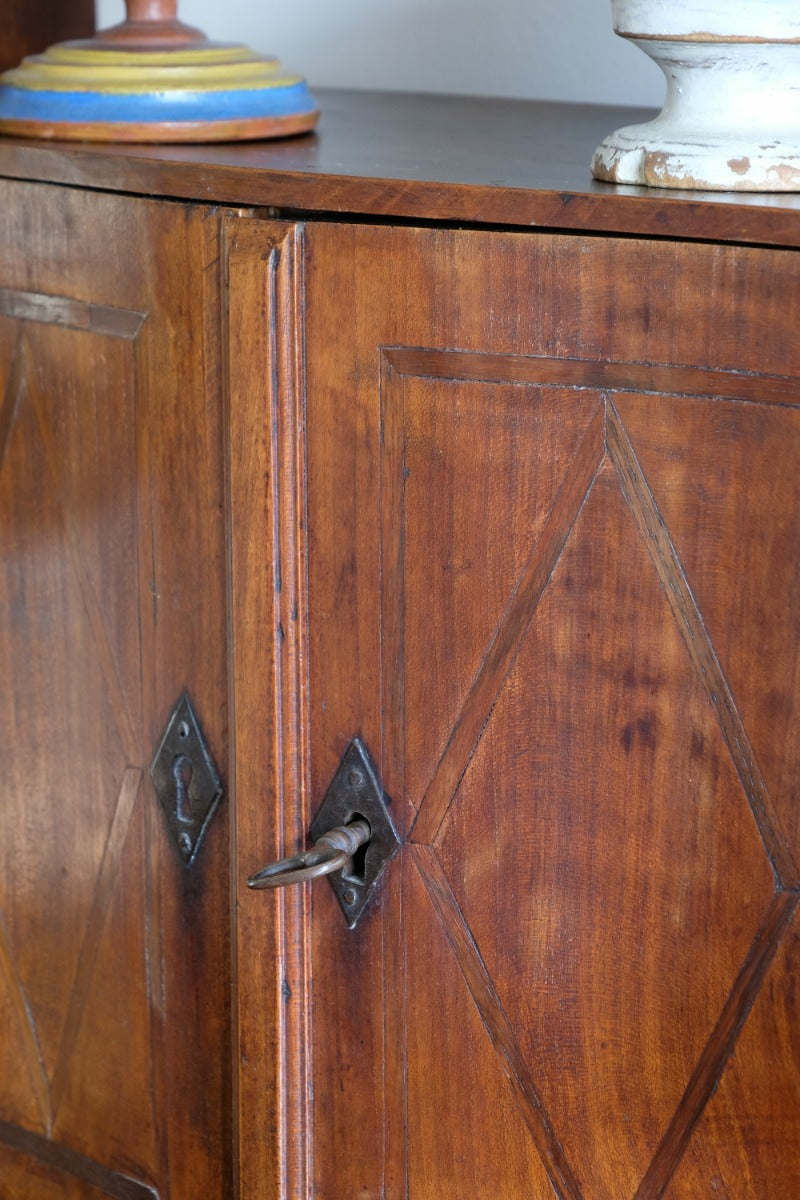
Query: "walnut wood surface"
0 181 231 1199
0 0 94 73
275 221 800 1198
4 92 800 246
4 82 800 1200
226 217 313 1200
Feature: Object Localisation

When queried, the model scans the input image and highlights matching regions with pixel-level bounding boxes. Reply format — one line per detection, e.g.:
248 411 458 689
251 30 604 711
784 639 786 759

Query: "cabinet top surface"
2 89 800 245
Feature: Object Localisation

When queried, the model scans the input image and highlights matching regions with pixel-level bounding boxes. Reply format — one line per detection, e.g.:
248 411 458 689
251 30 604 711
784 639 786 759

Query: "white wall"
96 0 664 109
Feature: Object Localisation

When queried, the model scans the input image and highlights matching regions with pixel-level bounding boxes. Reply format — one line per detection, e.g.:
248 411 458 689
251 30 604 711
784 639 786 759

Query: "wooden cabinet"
1 93 799 1199
0 182 231 1197
0 1 93 74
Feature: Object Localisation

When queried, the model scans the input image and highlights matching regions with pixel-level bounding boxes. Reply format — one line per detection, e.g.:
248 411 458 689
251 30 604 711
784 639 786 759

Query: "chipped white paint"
592 0 800 191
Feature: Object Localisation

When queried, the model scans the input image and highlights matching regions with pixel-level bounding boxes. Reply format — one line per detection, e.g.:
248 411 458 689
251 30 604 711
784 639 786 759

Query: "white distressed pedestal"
592 0 800 191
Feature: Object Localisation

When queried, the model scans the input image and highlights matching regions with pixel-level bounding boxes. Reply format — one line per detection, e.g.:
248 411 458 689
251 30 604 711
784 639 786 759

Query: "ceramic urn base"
592 1 800 191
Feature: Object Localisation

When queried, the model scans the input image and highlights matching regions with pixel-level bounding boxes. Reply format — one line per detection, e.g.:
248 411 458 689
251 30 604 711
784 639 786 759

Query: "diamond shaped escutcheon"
150 692 223 866
310 738 400 929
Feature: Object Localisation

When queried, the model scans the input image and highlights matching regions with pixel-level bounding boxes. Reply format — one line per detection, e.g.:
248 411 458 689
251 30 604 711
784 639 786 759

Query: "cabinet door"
230 220 800 1199
0 181 231 1198
0 1 93 73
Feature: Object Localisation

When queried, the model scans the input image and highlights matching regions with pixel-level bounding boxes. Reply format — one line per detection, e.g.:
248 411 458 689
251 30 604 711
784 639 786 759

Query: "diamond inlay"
0 313 154 1175
616 391 800 866
0 349 133 1100
663 901 800 1199
397 376 603 817
304 227 800 1198
429 464 776 1198
405 856 560 1198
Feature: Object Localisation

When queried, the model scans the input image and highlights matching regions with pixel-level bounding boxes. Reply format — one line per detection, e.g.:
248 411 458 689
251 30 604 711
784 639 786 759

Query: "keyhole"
172 754 193 824
341 812 370 887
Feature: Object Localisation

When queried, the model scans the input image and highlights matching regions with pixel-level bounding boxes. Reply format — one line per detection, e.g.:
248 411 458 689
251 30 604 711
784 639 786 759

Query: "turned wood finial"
96 0 206 48
125 0 180 21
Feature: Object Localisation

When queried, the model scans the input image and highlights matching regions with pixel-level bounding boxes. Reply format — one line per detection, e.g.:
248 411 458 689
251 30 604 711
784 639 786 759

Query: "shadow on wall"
95 0 665 107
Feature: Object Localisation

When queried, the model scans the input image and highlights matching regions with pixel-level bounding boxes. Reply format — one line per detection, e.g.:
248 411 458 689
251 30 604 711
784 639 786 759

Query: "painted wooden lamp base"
0 1 318 142
592 1 800 191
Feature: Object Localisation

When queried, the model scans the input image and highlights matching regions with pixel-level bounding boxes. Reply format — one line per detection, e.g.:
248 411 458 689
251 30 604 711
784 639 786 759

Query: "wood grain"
49 769 142 1119
386 346 800 409
0 181 231 1198
226 218 313 1200
0 333 24 472
434 461 778 1197
635 891 799 1199
381 352 605 837
411 401 603 846
0 0 93 73
6 93 800 247
4 89 800 1200
607 400 798 887
412 844 582 1199
0 1122 157 1200
300 220 800 1198
0 905 50 1132
0 290 144 339
663 905 800 1198
615 390 800 869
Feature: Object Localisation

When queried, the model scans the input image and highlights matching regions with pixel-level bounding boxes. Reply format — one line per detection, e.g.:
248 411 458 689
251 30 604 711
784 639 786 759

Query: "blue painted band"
0 81 316 124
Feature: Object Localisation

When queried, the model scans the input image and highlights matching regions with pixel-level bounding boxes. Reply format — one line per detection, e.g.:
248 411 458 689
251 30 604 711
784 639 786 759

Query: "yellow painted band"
43 44 264 68
1 55 301 95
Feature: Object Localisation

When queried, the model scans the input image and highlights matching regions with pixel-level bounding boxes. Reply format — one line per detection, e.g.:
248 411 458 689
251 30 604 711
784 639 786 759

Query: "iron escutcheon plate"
310 738 400 929
150 692 223 866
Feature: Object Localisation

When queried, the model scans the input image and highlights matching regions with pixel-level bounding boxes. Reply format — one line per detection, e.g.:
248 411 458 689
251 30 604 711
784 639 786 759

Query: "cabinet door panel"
0 182 230 1199
0 0 93 73
232 222 800 1199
